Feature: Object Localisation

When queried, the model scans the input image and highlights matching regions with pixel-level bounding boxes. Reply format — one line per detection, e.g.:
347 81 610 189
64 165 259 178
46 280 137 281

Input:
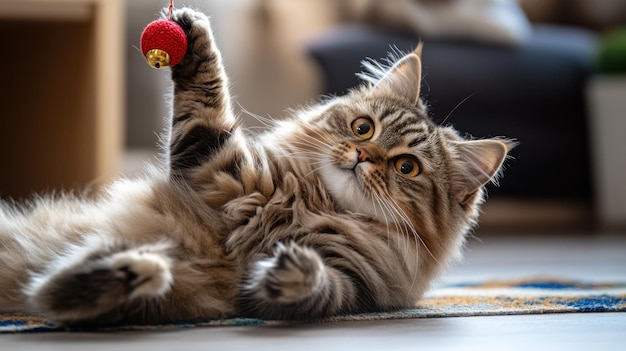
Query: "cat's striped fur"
0 8 513 325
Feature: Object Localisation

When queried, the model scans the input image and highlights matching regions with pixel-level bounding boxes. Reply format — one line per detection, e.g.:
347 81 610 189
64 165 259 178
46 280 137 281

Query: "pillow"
344 0 532 46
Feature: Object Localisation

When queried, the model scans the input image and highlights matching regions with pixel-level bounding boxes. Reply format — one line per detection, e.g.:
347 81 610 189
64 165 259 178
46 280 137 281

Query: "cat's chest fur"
184 141 341 260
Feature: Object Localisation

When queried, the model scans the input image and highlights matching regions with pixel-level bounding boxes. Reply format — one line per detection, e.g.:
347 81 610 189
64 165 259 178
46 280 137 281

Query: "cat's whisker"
373 195 423 300
303 162 334 179
273 148 331 179
369 186 439 302
370 192 393 245
289 138 332 155
276 150 322 159
370 189 411 258
407 237 422 301
258 120 335 152
293 132 334 150
300 127 339 148
376 196 399 236
359 176 407 252
440 90 480 126
381 199 405 251
275 140 331 160
374 190 420 256
236 102 278 129
378 199 421 297
387 196 438 265
245 125 274 132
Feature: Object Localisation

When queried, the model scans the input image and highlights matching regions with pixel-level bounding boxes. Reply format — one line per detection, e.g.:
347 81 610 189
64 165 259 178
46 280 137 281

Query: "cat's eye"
351 117 375 140
394 156 420 177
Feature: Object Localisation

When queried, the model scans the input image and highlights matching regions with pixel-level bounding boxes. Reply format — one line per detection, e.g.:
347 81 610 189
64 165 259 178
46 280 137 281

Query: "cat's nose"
356 147 373 163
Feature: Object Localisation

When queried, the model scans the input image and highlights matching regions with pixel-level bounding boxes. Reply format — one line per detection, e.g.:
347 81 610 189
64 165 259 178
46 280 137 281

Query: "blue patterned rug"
2 277 625 333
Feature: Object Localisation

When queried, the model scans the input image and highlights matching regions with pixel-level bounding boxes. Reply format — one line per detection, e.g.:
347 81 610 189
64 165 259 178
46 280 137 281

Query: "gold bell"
145 49 171 69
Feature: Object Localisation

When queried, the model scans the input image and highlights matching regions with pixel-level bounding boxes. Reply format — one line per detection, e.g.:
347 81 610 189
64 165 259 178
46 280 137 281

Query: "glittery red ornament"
140 19 187 69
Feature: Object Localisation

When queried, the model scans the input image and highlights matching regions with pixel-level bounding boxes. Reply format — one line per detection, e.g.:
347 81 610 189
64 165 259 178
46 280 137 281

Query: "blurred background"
1 0 626 234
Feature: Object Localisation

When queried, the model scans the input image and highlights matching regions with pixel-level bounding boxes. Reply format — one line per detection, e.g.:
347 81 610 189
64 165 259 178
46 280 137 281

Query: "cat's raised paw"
168 7 212 62
249 242 326 303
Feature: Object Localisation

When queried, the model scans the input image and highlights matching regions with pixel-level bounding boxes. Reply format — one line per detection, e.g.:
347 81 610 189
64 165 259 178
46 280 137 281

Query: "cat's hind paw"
248 242 326 304
26 243 174 322
110 249 173 299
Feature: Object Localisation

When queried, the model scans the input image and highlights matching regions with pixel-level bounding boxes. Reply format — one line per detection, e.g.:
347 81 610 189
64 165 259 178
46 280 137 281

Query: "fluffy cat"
0 7 513 326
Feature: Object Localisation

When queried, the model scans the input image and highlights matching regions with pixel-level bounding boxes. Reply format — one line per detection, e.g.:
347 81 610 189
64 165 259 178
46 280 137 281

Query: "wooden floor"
3 233 625 350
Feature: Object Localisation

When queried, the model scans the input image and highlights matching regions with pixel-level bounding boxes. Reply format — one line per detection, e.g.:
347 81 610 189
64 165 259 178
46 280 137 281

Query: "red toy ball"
140 19 187 69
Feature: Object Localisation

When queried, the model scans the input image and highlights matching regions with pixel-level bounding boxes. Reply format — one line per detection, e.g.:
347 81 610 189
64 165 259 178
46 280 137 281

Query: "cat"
0 7 514 326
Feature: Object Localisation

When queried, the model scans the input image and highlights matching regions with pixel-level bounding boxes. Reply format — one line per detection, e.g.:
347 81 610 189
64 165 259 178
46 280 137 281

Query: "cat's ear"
373 45 423 104
452 139 516 204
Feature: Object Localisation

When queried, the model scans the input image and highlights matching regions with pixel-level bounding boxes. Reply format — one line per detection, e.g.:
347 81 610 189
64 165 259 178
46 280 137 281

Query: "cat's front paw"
249 242 326 303
169 7 208 30
167 7 212 64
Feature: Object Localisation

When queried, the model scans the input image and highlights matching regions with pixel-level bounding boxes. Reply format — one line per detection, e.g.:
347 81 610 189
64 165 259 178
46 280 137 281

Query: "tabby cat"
0 8 513 326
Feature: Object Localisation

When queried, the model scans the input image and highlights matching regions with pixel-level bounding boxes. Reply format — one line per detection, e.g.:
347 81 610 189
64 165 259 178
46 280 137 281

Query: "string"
168 0 174 21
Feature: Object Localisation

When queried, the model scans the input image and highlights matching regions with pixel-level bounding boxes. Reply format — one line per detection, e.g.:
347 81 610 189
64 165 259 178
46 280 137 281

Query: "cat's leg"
248 242 326 303
166 8 240 174
242 241 368 320
26 238 174 324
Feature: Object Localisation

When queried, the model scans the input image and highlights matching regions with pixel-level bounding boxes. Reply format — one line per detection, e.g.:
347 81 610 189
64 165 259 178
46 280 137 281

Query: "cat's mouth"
349 164 365 181
333 160 371 194
333 161 360 183
319 161 380 217
320 156 362 190
340 152 361 173
348 156 370 178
